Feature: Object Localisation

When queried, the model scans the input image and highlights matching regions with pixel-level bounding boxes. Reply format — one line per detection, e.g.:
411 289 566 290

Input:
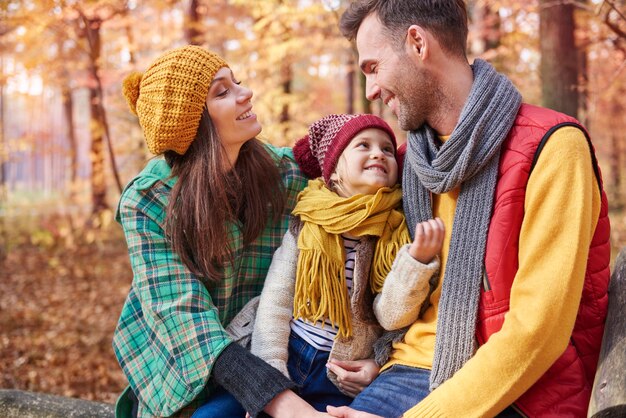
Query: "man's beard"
394 65 438 132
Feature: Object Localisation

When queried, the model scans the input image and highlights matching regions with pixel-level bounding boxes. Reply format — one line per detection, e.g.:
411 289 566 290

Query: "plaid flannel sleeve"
113 181 232 417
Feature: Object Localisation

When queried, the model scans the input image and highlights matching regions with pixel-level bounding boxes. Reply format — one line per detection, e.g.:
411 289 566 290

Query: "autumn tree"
1 0 131 217
594 0 626 207
539 0 579 118
0 30 7 261
72 3 127 216
230 0 348 144
468 0 501 59
185 0 204 45
52 35 80 199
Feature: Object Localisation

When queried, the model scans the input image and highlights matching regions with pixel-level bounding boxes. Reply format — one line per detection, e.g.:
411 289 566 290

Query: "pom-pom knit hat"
122 45 228 155
293 114 397 183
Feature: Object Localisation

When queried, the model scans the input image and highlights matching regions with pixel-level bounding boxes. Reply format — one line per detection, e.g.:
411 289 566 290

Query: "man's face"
355 14 439 131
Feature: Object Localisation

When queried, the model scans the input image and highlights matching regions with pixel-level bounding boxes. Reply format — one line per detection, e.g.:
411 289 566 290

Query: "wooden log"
588 247 626 418
0 389 114 418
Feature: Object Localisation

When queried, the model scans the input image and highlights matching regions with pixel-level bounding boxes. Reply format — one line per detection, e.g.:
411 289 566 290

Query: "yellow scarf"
292 179 410 338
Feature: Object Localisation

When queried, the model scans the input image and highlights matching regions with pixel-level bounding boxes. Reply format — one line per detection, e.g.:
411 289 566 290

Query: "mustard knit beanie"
122 45 228 155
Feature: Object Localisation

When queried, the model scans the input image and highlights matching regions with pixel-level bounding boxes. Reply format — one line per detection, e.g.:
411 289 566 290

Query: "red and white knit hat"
293 114 397 183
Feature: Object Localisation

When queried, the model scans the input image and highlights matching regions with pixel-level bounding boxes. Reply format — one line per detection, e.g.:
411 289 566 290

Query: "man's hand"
409 217 445 264
326 359 380 397
326 405 383 418
263 389 331 417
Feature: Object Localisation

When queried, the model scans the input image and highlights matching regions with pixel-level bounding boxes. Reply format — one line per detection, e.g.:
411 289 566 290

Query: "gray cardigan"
248 217 440 396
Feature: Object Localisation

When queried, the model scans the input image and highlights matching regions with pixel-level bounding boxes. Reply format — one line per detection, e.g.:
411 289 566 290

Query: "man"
327 1 611 417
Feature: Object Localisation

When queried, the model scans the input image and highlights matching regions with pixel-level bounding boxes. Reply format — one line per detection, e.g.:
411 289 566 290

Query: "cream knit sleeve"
374 245 440 330
250 228 299 378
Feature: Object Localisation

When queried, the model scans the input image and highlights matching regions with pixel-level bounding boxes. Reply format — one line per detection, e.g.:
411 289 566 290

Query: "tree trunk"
539 0 579 118
80 13 122 215
185 0 203 45
123 7 136 65
610 133 622 208
88 87 108 215
279 61 292 140
481 4 501 53
359 71 371 114
576 0 591 127
469 1 501 57
578 46 589 126
346 51 355 114
0 55 5 193
61 81 78 194
81 16 109 215
588 248 626 416
0 54 6 262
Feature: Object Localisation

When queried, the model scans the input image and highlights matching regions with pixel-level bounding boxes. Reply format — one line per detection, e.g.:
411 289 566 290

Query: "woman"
114 45 320 418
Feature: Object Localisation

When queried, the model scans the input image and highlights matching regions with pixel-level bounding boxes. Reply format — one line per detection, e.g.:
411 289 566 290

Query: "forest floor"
1 208 626 405
0 211 130 404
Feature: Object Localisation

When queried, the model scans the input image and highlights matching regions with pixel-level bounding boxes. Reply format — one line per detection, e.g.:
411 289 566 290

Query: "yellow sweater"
390 127 601 418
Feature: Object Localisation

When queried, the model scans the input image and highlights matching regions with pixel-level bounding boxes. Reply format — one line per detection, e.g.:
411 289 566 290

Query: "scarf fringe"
292 179 410 338
294 248 352 338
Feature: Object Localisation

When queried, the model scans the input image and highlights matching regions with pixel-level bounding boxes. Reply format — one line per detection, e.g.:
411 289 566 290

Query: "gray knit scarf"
402 59 522 390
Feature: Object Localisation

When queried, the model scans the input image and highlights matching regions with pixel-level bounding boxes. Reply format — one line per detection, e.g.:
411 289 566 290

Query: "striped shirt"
290 235 360 351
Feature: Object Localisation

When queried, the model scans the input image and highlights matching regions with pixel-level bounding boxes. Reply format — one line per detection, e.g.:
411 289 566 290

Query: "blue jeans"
191 386 245 418
193 332 351 417
287 331 352 411
349 364 523 418
350 364 430 418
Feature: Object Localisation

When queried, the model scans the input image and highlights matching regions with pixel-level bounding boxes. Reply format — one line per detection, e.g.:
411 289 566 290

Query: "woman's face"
206 67 262 165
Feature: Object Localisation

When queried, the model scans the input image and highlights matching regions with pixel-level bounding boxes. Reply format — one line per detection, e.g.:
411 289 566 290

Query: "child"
251 114 445 412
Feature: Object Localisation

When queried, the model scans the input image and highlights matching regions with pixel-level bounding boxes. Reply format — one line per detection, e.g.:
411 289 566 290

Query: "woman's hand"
326 405 383 418
409 217 445 264
325 359 380 397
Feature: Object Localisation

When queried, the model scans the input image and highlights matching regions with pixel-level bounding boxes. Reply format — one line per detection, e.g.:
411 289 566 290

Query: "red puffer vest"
477 104 611 417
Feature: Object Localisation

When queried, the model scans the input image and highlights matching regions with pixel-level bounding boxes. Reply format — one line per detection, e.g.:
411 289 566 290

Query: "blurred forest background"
1 0 625 406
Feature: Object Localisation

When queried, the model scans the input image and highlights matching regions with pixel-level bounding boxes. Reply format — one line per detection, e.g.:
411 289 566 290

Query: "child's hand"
409 217 445 264
326 359 380 397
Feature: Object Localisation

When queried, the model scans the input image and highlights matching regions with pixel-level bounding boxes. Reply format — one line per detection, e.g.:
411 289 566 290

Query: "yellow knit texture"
123 45 227 155
292 179 410 338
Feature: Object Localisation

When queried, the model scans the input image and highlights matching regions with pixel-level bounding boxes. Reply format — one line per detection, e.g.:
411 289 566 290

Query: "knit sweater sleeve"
212 343 297 417
374 245 440 330
403 127 601 417
250 226 299 377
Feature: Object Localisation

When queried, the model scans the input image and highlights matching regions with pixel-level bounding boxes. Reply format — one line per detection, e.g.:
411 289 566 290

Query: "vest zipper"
512 404 528 418
482 267 491 291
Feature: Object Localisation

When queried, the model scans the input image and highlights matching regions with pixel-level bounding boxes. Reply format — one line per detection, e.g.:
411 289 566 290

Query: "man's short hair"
339 0 468 58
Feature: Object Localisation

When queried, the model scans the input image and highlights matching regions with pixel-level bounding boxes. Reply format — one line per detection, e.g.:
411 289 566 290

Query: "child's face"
330 128 398 197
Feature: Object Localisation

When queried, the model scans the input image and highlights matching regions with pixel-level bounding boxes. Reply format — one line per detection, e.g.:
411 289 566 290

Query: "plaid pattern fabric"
112 144 307 417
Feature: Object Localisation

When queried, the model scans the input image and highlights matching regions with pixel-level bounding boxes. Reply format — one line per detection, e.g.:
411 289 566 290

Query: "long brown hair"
164 108 285 282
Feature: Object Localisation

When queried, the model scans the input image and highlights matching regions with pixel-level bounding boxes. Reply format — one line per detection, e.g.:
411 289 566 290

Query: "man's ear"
406 25 429 61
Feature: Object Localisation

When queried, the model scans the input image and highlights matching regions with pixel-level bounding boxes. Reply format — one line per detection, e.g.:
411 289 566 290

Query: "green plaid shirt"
112 144 306 417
